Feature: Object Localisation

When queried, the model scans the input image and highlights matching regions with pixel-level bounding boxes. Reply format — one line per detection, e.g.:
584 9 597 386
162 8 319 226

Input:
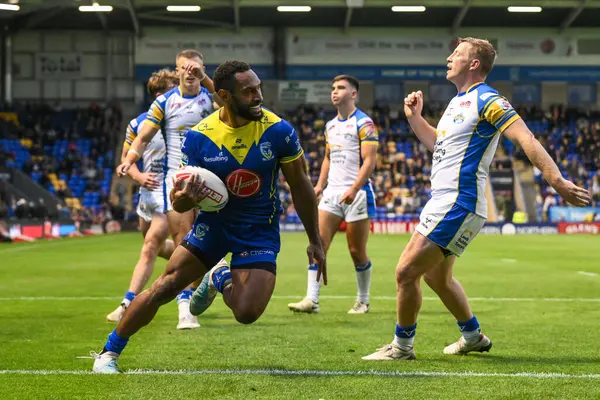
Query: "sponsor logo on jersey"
240 250 275 257
479 92 495 101
204 152 229 163
459 101 471 108
453 113 465 124
259 142 274 161
226 169 262 198
455 230 473 250
171 103 182 110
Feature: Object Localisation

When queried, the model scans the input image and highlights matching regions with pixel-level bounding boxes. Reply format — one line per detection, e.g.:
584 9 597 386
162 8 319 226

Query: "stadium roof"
1 0 600 33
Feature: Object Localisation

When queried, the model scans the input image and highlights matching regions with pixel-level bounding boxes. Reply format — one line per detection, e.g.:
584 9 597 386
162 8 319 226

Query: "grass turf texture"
0 233 599 399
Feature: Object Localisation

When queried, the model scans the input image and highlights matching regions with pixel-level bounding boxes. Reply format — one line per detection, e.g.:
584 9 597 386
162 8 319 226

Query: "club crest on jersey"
194 223 210 240
453 113 465 124
259 142 274 161
226 169 262 198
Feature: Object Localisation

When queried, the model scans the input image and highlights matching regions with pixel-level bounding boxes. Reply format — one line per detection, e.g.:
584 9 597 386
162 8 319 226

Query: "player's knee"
234 310 260 325
395 262 420 285
141 237 162 258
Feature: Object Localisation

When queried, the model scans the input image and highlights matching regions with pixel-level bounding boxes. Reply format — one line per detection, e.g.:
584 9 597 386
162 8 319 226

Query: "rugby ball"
173 166 228 212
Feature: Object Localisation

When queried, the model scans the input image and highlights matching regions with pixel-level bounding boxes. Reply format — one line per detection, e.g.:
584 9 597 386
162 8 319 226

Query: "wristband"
127 148 141 159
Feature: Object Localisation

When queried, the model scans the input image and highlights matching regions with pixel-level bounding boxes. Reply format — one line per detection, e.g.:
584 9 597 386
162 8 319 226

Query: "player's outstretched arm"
404 90 437 152
503 119 591 207
281 157 327 284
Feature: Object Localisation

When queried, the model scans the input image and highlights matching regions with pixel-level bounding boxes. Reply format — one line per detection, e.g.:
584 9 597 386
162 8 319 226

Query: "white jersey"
146 86 213 172
324 109 379 191
431 82 520 218
125 112 165 194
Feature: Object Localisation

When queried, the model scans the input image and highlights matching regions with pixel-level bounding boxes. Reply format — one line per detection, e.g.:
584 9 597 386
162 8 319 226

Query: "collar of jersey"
457 82 485 97
176 86 200 99
337 108 358 122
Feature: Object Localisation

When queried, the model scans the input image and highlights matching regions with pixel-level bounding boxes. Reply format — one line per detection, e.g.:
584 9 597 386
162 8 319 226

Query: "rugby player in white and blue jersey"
116 49 221 330
364 37 590 361
288 75 378 315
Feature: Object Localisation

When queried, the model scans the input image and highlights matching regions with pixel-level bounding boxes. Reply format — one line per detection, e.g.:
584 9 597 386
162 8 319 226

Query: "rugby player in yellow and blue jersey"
92 61 326 373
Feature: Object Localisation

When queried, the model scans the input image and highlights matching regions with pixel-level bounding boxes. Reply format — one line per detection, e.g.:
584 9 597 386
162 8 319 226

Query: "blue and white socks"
393 323 417 351
458 315 481 345
211 267 232 294
121 291 136 308
103 329 129 355
355 261 372 304
306 264 322 303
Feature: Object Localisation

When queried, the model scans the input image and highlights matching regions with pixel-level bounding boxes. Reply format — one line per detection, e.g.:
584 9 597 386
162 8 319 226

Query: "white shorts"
136 190 168 222
415 199 486 257
318 188 375 223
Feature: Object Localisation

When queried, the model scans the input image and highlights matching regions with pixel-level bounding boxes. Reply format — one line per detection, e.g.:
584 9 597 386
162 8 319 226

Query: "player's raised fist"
182 61 206 81
404 90 424 118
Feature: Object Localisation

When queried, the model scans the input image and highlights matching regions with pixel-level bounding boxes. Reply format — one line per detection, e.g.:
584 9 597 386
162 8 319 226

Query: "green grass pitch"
1 232 599 399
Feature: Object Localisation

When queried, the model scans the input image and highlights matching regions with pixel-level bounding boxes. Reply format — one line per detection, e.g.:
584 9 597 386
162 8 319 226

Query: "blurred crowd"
1 99 599 225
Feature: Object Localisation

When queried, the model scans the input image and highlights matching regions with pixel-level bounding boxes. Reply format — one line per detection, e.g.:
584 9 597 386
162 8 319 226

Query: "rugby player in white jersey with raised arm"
106 70 178 323
288 75 379 314
116 49 224 330
364 37 590 360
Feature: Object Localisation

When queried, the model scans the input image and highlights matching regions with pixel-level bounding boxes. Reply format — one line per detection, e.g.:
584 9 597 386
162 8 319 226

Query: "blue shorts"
182 212 280 269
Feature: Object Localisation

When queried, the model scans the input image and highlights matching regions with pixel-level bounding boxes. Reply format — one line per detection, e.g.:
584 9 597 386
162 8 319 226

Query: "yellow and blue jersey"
181 108 304 225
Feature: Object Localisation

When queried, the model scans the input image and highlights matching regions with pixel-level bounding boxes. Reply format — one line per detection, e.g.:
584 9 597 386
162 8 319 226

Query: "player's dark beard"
232 95 263 121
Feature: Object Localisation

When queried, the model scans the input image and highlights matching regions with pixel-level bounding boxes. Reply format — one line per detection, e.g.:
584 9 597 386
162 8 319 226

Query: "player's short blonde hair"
147 69 179 98
177 49 204 61
457 37 497 76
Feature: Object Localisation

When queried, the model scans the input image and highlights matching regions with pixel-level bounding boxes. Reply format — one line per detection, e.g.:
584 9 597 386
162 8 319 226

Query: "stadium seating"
0 103 121 219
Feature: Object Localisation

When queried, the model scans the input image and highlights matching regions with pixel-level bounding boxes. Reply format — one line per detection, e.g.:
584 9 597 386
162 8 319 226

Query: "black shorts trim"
181 240 218 269
231 262 276 276
423 235 454 258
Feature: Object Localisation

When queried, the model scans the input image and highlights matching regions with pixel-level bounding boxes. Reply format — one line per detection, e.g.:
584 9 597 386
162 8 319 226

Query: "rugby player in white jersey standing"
364 37 590 360
117 50 224 330
106 70 178 323
288 75 379 314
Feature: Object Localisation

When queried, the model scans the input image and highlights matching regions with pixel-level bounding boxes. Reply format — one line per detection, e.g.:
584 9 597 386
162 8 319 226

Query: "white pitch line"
578 271 599 277
0 245 40 253
1 295 600 303
0 368 599 379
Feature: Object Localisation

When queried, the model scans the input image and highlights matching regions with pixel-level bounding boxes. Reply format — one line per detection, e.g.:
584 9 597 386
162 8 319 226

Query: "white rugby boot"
443 334 493 355
347 301 370 314
362 343 416 361
287 297 320 314
91 351 120 374
106 304 126 323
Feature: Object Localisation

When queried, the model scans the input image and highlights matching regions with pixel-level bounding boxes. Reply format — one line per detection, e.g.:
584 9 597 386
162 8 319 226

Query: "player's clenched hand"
340 187 358 205
116 162 132 177
307 242 327 285
136 172 160 190
404 90 424 119
553 178 591 207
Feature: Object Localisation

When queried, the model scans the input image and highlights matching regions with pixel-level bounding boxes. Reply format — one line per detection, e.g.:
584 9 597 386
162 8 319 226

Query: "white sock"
462 329 481 345
121 298 131 308
178 300 191 318
355 261 372 304
393 335 415 351
306 264 322 303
